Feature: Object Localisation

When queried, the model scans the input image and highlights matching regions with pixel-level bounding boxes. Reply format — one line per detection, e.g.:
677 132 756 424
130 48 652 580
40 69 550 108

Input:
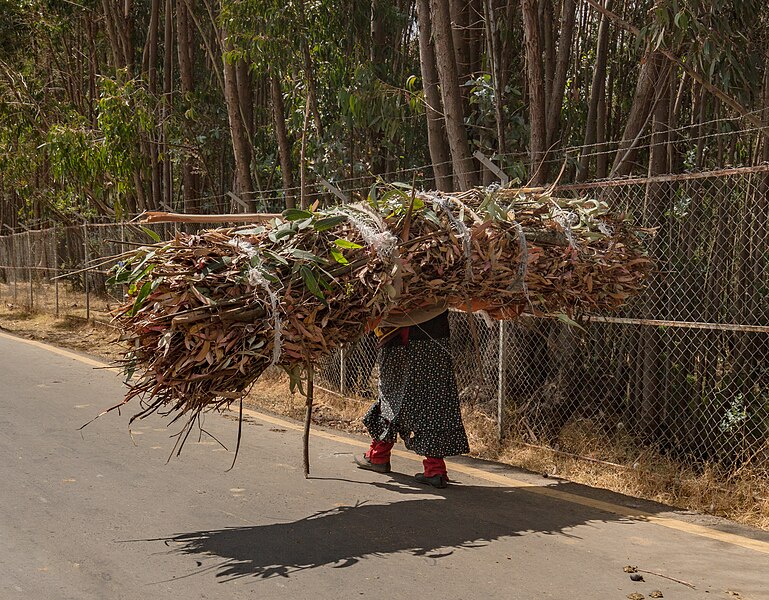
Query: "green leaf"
282 208 313 221
313 215 347 232
556 313 586 333
390 181 414 191
262 249 289 266
128 249 156 279
334 239 363 249
300 265 326 302
296 217 315 229
140 226 161 242
368 181 379 209
235 226 266 236
123 358 136 384
330 248 348 264
128 280 157 316
201 256 232 276
282 364 306 396
272 224 297 241
290 248 323 262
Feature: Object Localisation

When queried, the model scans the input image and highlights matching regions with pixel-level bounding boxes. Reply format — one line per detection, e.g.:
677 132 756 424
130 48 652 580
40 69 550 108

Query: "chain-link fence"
317 165 769 475
0 222 186 321
2 166 769 478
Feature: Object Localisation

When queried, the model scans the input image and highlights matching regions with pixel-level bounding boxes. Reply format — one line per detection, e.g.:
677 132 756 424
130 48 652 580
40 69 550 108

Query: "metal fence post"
120 222 127 301
340 347 346 396
497 320 507 440
27 231 33 310
11 232 17 304
53 224 59 317
83 222 90 321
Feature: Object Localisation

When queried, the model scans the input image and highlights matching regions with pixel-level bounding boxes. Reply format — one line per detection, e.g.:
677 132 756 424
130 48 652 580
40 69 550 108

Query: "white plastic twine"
247 268 282 367
431 195 474 280
227 238 283 367
597 220 615 236
550 204 579 250
509 221 529 296
331 203 397 258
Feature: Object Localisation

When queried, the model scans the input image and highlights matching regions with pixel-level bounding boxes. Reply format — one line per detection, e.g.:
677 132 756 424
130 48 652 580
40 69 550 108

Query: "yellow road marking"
3 328 768 555
243 406 769 556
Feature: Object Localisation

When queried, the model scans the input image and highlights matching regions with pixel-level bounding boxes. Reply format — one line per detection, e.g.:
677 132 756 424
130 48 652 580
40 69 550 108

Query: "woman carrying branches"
354 305 470 488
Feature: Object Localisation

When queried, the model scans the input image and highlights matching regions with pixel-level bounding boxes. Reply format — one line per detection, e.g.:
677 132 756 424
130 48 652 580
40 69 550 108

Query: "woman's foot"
354 454 391 473
415 472 448 488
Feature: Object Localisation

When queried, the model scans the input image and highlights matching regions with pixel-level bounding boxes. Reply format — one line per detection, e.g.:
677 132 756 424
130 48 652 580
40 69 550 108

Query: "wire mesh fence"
1 165 769 479
316 165 769 475
0 222 191 321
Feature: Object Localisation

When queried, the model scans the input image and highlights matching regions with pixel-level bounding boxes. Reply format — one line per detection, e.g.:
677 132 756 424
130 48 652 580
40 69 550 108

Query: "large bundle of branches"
107 187 652 434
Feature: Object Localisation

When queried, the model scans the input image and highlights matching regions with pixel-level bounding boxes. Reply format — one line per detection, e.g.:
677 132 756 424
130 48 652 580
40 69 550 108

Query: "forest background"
1 0 768 229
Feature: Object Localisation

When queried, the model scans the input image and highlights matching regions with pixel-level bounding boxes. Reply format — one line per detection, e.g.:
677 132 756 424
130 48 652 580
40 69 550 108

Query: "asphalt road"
1 329 768 600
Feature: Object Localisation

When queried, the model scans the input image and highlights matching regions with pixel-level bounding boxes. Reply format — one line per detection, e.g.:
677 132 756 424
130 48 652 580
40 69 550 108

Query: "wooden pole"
139 211 282 224
303 362 314 478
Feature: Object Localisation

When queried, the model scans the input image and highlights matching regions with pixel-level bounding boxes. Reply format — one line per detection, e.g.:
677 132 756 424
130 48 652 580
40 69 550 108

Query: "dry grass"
243 369 369 435
1 290 767 531
0 281 114 322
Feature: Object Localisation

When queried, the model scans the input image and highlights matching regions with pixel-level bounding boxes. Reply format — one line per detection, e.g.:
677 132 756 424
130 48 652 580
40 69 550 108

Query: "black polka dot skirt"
362 337 470 458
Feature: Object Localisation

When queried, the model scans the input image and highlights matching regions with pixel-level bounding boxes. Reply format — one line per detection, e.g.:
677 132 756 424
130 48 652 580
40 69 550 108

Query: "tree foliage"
0 0 767 229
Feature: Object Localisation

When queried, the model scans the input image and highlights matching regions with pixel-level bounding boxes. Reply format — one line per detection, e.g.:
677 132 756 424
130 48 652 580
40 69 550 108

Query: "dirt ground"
2 303 768 531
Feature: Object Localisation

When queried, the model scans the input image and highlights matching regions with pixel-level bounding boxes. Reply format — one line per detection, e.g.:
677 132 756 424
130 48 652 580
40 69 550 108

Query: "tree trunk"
577 0 610 182
542 0 554 106
430 0 478 191
87 17 97 124
147 0 162 210
162 0 174 210
235 56 258 207
371 0 386 67
595 92 608 178
221 24 254 202
467 0 484 80
296 0 323 138
520 0 547 184
370 0 388 174
545 0 576 151
638 60 672 440
483 0 506 155
176 0 200 214
101 0 131 70
416 0 453 191
449 0 471 91
271 74 296 209
611 51 662 178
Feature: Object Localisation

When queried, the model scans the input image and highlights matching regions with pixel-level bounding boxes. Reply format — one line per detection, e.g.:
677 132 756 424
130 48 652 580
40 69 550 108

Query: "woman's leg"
366 439 395 464
354 439 394 473
415 456 449 488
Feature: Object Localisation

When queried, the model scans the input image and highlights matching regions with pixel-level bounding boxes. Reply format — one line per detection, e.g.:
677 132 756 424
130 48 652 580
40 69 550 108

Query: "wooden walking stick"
303 362 314 478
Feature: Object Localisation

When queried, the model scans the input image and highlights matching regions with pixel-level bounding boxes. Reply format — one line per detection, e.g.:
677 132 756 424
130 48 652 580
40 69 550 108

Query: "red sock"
422 456 447 477
365 440 394 464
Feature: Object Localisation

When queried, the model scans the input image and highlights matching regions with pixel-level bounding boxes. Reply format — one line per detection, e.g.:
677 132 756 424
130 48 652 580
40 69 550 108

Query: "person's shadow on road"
158 472 644 581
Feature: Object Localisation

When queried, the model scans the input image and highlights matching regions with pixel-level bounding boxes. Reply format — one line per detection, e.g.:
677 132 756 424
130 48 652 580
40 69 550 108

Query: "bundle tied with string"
106 187 653 452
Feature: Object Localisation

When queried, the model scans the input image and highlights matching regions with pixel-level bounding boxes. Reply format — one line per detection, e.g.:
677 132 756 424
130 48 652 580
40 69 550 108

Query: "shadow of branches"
158 474 637 580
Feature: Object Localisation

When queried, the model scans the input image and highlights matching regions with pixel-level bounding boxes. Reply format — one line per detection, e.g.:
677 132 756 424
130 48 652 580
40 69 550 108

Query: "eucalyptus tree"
224 0 424 205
